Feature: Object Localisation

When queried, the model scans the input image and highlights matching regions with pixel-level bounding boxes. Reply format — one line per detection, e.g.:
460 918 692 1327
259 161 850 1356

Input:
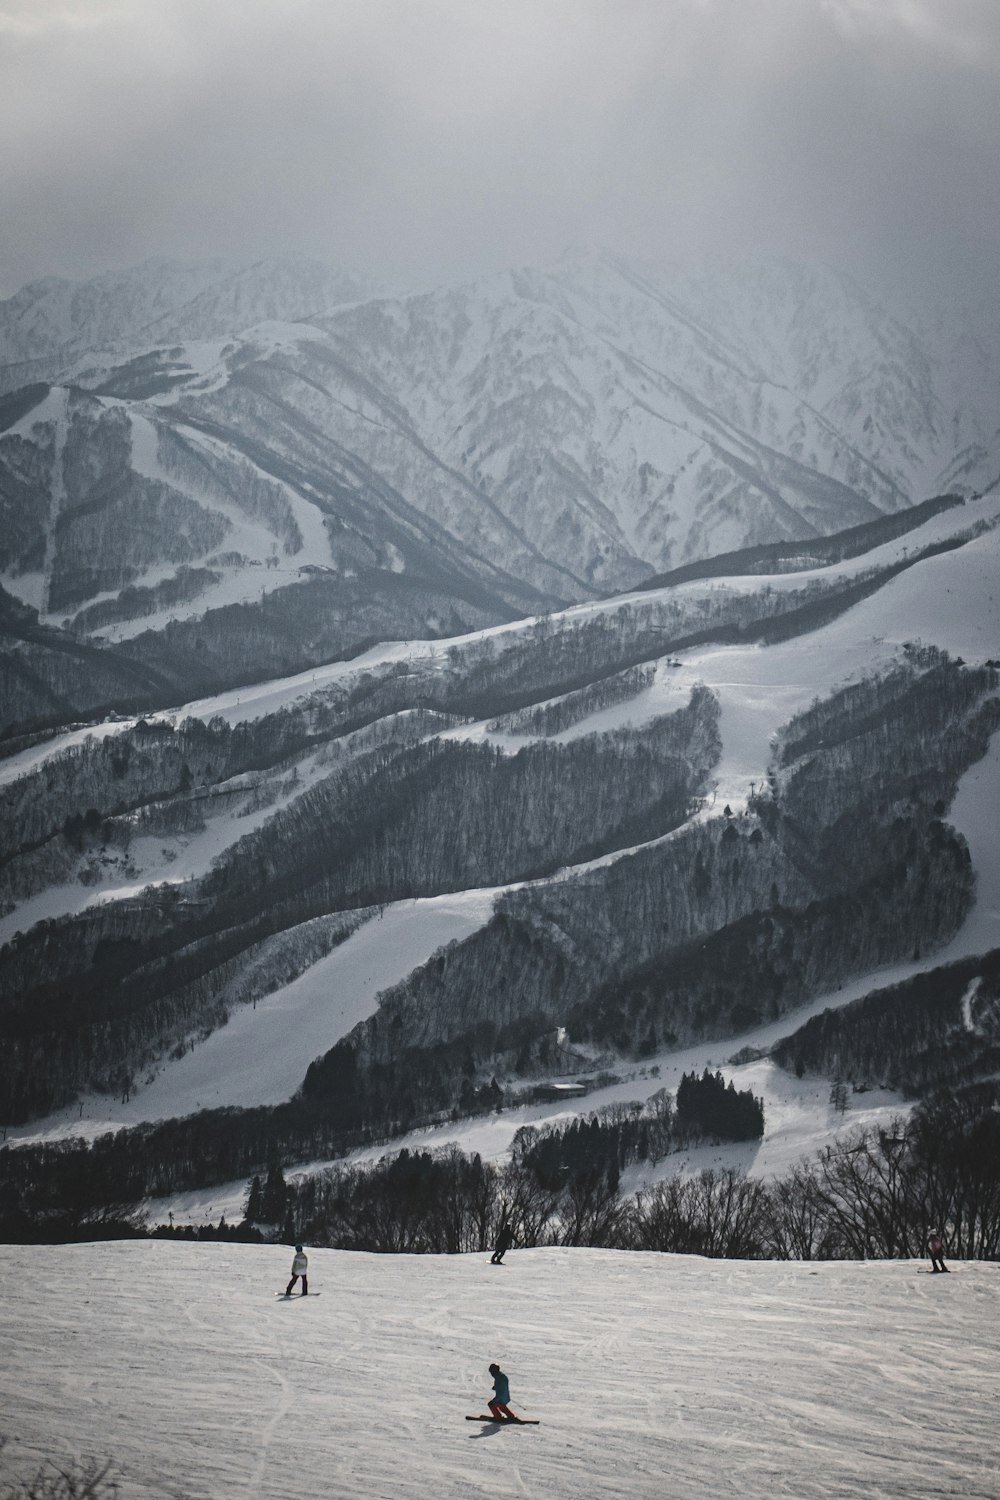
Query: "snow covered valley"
1 1240 998 1500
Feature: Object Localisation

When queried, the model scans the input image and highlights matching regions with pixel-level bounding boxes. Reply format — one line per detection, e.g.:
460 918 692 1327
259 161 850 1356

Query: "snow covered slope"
670 256 1000 500
1 1240 997 1500
5 495 998 1183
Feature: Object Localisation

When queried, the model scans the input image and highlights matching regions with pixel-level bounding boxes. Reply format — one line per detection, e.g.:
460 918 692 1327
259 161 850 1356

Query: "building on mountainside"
535 1082 588 1101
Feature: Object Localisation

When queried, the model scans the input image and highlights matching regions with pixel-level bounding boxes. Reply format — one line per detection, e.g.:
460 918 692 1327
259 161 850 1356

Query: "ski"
274 1291 321 1297
465 1415 539 1424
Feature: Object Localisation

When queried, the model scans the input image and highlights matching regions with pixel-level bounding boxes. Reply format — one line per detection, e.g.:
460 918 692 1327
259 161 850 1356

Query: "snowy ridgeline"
1 1240 997 1500
3 250 1000 739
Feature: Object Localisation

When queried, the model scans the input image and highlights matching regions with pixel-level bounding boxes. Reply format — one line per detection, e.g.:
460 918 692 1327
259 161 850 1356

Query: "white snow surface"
1 1240 998 1500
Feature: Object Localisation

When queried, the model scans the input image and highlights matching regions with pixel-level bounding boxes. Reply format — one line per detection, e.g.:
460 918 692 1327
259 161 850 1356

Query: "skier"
491 1222 514 1265
487 1362 520 1422
285 1243 309 1295
927 1230 949 1273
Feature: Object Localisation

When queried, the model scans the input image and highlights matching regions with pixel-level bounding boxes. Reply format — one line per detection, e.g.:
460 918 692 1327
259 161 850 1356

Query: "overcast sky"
1 0 998 303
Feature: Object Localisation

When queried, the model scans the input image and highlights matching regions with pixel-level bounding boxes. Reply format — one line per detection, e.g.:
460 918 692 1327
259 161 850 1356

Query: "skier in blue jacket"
487 1362 519 1422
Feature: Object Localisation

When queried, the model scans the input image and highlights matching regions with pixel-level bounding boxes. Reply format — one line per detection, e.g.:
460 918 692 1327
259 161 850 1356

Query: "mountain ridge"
2 253 997 744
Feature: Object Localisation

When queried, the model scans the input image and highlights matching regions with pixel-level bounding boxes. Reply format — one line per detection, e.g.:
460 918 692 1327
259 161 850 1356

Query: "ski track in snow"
7 890 500 1143
95 413 336 642
0 1241 998 1500
0 748 334 952
1 386 72 616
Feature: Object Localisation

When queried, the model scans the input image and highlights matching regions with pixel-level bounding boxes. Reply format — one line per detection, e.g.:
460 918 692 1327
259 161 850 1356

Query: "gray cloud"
0 0 998 304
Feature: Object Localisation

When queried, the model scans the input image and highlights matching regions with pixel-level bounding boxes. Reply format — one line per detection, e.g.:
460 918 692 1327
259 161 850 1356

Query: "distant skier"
927 1230 949 1274
285 1244 309 1295
491 1223 514 1265
487 1362 520 1422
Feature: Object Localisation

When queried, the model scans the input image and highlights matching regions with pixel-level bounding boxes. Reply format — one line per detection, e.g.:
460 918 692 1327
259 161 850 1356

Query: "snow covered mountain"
2 252 998 743
1 494 998 1234
1 256 999 1243
666 256 1000 500
0 256 373 378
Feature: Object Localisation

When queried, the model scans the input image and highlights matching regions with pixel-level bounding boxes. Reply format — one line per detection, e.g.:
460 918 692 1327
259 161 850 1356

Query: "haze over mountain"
2 2 998 307
0 257 375 377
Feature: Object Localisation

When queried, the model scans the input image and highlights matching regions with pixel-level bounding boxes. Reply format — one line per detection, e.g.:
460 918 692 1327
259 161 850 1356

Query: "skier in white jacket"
285 1244 308 1296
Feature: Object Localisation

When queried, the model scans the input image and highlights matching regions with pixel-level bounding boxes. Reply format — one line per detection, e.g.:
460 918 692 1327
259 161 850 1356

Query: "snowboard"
274 1291 321 1297
465 1415 539 1425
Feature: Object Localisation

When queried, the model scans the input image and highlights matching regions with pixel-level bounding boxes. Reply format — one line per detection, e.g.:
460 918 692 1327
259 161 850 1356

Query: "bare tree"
0 1437 118 1500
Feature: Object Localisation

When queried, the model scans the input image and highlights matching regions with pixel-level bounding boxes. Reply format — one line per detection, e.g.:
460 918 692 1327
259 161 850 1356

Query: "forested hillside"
301 650 992 1137
0 687 720 1119
773 949 1000 1099
1 490 997 1235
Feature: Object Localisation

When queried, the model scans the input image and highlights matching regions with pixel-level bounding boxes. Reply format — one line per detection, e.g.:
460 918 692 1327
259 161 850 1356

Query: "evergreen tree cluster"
674 1069 765 1142
513 1096 676 1194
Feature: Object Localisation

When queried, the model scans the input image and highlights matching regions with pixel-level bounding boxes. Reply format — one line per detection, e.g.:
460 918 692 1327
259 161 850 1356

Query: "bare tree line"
290 1100 1000 1262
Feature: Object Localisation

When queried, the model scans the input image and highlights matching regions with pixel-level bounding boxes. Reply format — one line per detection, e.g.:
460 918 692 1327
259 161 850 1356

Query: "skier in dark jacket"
491 1223 514 1264
487 1362 520 1422
927 1230 949 1273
